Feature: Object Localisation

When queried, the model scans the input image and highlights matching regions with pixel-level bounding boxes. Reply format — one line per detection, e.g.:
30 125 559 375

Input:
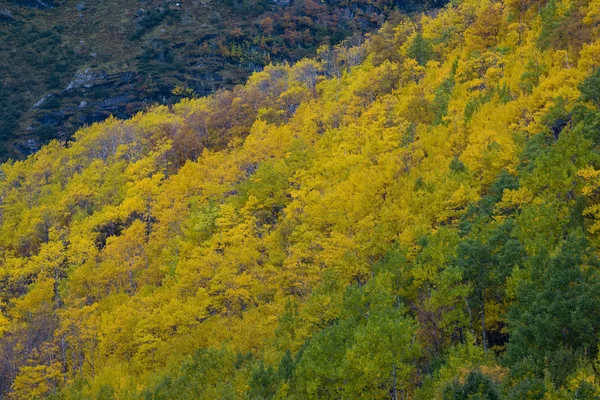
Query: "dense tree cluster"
3 0 600 398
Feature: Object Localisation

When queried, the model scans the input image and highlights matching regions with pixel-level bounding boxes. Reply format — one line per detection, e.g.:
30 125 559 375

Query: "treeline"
0 0 439 161
3 0 600 398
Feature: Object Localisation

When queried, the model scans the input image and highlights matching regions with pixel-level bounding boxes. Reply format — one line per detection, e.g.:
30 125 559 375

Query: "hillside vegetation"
3 0 600 398
0 0 426 160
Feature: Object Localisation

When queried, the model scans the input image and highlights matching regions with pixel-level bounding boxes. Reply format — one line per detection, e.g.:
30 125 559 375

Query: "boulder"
0 8 14 21
64 68 108 91
33 94 51 109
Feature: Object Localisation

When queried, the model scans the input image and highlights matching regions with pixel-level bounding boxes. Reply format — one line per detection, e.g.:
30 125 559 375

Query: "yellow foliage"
2 0 600 397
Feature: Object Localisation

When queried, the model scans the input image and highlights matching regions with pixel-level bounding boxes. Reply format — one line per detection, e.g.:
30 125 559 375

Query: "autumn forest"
3 0 600 398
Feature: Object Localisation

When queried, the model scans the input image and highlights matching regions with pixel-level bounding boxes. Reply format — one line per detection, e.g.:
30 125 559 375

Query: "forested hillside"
0 0 430 161
3 0 600 398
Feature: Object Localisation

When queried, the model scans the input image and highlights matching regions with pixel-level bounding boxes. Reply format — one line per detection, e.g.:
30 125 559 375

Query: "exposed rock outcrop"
9 0 55 9
0 8 14 21
64 69 109 91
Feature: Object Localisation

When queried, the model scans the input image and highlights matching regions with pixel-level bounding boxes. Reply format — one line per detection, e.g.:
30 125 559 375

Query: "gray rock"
100 94 129 108
16 138 41 157
33 94 52 109
119 72 136 83
9 0 54 9
64 68 108 91
17 138 40 155
37 111 66 125
75 2 85 11
0 8 14 21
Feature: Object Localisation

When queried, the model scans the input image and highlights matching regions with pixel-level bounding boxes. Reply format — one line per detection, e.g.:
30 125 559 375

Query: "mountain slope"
0 0 435 161
2 0 600 398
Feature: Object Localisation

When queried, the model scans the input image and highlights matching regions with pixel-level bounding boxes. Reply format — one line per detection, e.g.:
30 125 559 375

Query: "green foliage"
450 157 467 173
290 274 419 399
537 0 578 50
505 234 600 385
432 60 458 125
248 361 278 400
580 68 600 106
407 31 434 66
442 371 502 400
142 349 243 399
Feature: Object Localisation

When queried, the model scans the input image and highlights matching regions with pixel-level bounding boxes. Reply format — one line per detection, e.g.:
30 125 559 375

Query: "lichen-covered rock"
64 69 108 91
0 8 14 20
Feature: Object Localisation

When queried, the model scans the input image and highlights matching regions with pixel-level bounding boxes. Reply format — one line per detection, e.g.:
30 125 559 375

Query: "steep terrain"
2 0 600 398
0 0 435 161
